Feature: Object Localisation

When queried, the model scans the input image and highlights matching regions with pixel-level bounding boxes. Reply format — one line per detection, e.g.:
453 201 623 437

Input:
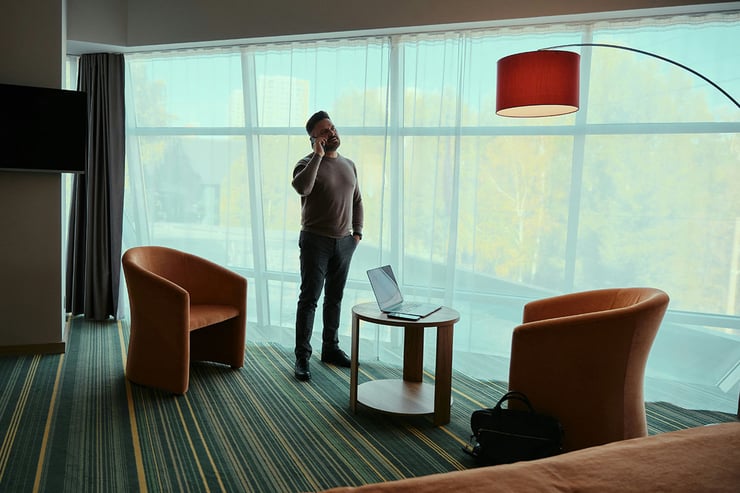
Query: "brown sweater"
292 152 364 239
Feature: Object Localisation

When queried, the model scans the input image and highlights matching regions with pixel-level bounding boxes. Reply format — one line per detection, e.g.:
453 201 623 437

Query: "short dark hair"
306 110 330 135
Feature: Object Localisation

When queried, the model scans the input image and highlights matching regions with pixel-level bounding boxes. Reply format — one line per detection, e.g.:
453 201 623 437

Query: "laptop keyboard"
399 302 421 311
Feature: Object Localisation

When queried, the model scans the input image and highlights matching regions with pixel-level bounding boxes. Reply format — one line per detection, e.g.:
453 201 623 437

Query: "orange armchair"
507 287 669 452
122 246 247 394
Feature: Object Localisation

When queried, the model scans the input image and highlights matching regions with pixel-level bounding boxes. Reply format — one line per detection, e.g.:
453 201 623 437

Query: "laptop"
367 265 441 320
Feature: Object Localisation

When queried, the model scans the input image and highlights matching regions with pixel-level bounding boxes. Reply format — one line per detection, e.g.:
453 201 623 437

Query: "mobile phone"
311 136 325 148
387 312 421 321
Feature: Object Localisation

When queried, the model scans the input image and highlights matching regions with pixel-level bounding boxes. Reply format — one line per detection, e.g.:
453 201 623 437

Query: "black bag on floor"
463 391 563 465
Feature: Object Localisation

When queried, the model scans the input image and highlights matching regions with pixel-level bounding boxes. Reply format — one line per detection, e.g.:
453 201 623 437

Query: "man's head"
306 110 330 135
306 110 340 152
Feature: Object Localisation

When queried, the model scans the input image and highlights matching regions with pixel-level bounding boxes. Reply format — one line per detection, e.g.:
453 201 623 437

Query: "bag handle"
494 391 536 413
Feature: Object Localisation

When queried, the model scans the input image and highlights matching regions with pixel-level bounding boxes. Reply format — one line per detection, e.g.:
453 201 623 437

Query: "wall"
0 0 66 352
68 0 740 50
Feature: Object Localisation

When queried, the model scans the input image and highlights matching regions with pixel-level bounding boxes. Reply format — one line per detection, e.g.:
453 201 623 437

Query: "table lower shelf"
357 379 453 415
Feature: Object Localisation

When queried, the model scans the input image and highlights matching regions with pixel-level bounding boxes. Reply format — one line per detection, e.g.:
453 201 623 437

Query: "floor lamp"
495 43 740 117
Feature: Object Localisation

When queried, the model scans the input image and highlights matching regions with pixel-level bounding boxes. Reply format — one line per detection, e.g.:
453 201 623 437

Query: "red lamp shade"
496 50 581 117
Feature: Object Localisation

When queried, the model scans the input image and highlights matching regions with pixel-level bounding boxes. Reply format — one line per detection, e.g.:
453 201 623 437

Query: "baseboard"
0 314 71 356
0 341 66 355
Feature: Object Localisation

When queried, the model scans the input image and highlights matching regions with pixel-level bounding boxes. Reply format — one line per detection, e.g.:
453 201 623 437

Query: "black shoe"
321 348 352 368
295 358 311 381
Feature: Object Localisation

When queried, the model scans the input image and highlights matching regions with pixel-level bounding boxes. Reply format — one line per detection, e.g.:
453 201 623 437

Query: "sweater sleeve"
291 154 321 196
352 168 364 236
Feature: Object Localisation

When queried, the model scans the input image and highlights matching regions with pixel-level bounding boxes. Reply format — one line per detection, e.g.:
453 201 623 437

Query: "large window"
121 10 740 413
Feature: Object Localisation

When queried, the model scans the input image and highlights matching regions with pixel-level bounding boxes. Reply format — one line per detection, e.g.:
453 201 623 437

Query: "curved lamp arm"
544 43 739 109
496 43 739 117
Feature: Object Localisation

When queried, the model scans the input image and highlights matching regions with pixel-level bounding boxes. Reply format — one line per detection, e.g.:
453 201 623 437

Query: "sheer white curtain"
122 11 740 413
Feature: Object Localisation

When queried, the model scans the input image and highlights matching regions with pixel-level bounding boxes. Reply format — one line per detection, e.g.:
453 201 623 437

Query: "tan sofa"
320 422 740 493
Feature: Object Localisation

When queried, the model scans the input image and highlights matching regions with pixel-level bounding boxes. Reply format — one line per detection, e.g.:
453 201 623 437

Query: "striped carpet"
0 317 736 492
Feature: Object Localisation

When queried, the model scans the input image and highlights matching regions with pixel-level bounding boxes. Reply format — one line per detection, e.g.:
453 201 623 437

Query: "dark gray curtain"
65 53 125 320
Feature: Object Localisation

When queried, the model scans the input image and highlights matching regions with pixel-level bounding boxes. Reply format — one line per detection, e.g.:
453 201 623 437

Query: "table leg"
350 314 360 413
433 323 454 426
403 325 424 382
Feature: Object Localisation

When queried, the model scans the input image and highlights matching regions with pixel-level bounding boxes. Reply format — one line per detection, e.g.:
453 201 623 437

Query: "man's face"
312 118 340 151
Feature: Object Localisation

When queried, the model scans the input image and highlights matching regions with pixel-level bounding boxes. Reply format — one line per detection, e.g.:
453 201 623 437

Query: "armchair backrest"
123 245 190 288
522 287 668 324
122 246 245 305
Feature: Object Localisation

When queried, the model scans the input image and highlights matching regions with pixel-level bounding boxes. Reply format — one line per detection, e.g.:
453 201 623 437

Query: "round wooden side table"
349 302 460 426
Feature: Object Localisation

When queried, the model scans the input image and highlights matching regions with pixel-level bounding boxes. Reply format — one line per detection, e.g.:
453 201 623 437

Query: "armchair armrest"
123 259 189 331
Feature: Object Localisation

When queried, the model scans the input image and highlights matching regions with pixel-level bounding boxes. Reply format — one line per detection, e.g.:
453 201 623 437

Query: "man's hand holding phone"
311 136 325 157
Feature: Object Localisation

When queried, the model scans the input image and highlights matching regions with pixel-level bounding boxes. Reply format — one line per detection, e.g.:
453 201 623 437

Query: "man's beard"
324 136 340 151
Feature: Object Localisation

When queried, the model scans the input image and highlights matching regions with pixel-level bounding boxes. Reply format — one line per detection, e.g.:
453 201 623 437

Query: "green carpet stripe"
135 396 201 491
33 354 65 493
645 401 735 434
292 362 409 482
251 343 429 480
408 426 465 468
0 357 26 481
33 318 139 492
174 397 211 492
451 378 509 411
250 346 350 483
194 379 278 491
117 320 148 493
182 396 227 492
0 352 65 492
0 355 39 481
193 354 306 491
236 348 337 491
249 344 409 479
177 342 461 491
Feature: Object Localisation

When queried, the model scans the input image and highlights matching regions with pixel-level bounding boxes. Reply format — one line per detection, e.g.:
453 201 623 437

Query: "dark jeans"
295 231 357 360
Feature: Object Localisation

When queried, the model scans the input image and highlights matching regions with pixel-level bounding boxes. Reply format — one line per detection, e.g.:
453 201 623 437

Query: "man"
291 111 364 381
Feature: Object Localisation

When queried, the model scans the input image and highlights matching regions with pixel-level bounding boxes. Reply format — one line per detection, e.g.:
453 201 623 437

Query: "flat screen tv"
0 82 87 174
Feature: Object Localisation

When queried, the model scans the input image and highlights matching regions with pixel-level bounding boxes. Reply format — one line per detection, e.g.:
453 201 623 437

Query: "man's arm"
291 154 322 196
352 170 364 238
292 136 328 195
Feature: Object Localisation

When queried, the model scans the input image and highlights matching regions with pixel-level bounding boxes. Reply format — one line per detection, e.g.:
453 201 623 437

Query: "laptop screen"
367 266 403 310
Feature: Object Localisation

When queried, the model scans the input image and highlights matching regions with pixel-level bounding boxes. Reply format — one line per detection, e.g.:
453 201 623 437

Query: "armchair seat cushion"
190 304 240 331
